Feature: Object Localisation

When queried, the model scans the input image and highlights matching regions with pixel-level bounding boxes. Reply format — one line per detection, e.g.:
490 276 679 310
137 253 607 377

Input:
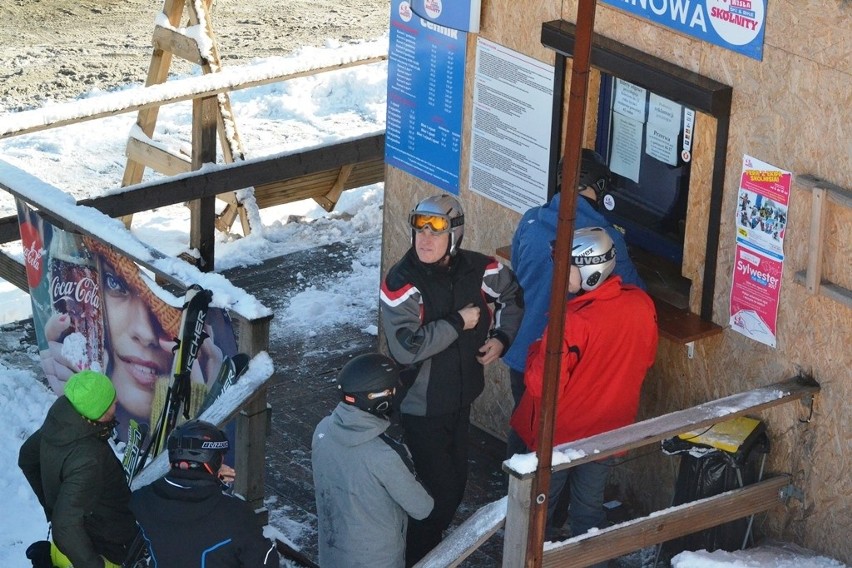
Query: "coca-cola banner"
16 201 238 441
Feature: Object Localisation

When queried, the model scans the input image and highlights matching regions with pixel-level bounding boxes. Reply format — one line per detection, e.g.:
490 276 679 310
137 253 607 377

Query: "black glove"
25 540 52 568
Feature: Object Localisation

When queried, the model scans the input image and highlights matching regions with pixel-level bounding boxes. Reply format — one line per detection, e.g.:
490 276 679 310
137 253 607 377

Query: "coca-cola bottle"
48 229 104 373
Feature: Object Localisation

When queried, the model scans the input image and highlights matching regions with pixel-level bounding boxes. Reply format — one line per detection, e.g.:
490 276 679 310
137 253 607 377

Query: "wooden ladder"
120 0 255 235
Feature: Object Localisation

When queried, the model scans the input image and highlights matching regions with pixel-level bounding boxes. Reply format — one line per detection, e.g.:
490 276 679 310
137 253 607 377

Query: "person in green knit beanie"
19 370 138 568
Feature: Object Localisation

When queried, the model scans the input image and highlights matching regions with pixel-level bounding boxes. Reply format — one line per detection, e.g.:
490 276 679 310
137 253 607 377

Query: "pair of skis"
122 285 248 484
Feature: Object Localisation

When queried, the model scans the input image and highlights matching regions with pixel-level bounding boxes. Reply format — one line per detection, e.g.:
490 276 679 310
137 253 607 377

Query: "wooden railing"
0 55 386 287
415 375 820 567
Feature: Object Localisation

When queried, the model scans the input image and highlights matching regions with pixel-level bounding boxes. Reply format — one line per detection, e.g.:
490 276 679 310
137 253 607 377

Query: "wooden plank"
0 251 27 291
253 159 384 210
794 271 852 308
125 137 192 176
120 0 186 188
315 164 355 211
189 96 218 271
805 187 827 294
0 56 387 140
104 134 383 217
0 135 385 245
504 375 820 479
796 173 852 208
542 475 790 567
496 246 511 262
415 497 507 568
653 297 723 344
503 476 533 568
234 314 272 514
152 25 203 64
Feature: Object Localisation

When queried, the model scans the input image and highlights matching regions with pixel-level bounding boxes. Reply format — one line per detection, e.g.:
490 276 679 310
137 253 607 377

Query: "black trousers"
401 407 470 566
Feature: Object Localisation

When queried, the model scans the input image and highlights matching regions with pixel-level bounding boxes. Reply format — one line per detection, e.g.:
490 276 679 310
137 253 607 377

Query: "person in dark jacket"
503 149 645 458
18 369 136 568
129 419 279 567
312 353 434 567
380 194 523 565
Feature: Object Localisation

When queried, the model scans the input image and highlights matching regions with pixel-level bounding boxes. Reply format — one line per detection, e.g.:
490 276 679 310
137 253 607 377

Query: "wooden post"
190 95 218 271
234 313 273 524
503 472 534 567
805 186 827 294
525 1 598 566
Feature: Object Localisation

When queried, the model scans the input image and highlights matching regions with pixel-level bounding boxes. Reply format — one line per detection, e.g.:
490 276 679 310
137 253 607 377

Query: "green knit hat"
64 370 116 420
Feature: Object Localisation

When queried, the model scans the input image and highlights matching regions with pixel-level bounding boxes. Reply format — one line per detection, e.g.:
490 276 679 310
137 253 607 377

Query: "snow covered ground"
0 39 846 568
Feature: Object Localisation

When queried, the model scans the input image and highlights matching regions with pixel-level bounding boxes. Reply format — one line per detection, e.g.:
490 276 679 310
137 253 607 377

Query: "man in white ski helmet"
511 227 657 551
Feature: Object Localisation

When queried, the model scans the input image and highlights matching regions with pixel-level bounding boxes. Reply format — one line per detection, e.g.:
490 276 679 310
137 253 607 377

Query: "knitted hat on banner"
83 236 182 340
65 370 116 420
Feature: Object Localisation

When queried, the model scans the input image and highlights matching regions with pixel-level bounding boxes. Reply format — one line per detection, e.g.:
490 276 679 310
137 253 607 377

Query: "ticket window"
595 75 695 307
541 19 733 321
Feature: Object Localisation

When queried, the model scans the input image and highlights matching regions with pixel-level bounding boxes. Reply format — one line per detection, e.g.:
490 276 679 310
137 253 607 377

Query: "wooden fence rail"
418 375 819 566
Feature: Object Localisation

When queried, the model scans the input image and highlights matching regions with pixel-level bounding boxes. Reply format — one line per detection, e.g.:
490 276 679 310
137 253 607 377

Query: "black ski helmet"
556 149 611 203
337 353 400 416
167 419 229 474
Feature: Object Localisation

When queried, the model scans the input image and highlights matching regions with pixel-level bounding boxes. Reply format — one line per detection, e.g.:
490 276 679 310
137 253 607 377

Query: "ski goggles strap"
409 212 462 233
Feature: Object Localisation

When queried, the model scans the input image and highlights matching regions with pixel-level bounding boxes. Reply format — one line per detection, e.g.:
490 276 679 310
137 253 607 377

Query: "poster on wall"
16 200 238 441
385 0 466 194
468 38 554 214
729 155 791 348
599 0 767 61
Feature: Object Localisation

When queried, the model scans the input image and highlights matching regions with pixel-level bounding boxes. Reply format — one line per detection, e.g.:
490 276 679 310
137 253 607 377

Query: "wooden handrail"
0 54 387 139
0 132 383 244
504 375 819 479
542 475 791 567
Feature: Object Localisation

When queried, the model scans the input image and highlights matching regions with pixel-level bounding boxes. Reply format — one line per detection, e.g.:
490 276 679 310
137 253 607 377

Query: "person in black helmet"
129 420 279 567
503 148 645 459
311 353 434 567
380 194 523 565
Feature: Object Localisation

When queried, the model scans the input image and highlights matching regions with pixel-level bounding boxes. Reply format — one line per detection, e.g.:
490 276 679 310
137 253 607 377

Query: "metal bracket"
780 484 805 503
686 341 695 359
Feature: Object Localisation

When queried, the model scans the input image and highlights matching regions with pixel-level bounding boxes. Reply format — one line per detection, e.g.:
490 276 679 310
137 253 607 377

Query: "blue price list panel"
386 1 466 194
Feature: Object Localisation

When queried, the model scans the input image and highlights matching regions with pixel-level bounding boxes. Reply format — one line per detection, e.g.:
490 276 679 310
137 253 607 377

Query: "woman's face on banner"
101 259 172 419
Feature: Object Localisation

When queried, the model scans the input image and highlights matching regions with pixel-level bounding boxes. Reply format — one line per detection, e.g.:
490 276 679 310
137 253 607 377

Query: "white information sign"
613 79 646 122
646 93 681 165
469 38 554 214
609 113 643 183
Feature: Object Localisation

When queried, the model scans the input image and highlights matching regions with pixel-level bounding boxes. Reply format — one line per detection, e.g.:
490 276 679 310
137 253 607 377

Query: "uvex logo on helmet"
201 441 229 450
573 249 615 266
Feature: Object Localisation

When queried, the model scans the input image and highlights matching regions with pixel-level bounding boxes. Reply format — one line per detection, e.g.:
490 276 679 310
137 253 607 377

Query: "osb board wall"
563 0 850 562
380 0 851 561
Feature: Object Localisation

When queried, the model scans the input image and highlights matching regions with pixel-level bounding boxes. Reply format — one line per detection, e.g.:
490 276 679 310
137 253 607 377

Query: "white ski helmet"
408 194 465 257
571 227 616 291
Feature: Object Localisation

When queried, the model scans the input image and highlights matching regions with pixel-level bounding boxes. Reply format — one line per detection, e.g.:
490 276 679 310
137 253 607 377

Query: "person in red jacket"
510 227 658 544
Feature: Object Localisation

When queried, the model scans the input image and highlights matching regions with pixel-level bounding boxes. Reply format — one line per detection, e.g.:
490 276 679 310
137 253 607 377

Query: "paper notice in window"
646 93 681 165
613 79 646 122
609 113 642 183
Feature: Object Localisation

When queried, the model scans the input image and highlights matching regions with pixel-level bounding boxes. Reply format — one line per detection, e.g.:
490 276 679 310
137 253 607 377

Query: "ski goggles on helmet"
409 212 452 234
